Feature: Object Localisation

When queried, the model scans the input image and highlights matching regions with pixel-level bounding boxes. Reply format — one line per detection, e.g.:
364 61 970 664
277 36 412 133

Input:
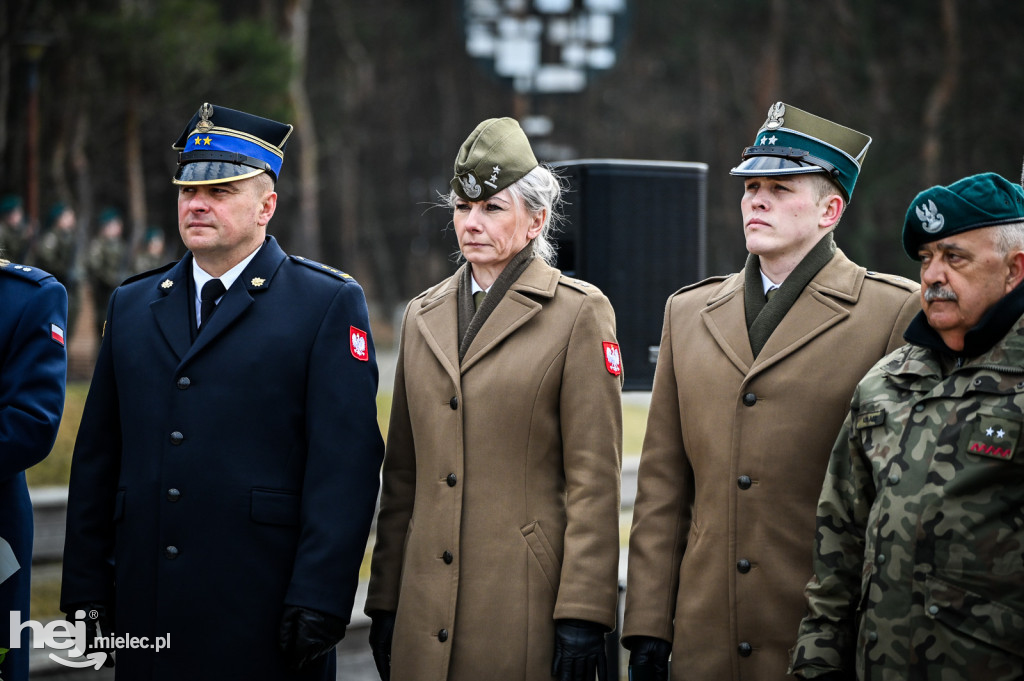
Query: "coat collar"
700 248 866 376
150 236 286 366
415 258 559 379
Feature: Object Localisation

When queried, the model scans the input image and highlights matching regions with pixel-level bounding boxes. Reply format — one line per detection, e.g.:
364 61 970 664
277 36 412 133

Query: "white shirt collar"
192 245 262 323
470 274 490 294
760 269 780 295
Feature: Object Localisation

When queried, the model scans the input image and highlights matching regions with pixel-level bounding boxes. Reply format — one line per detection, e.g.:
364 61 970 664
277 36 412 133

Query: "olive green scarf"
457 242 535 362
744 232 836 358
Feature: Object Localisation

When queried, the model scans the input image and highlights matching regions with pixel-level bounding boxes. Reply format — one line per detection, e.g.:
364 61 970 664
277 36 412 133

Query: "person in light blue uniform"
0 260 67 681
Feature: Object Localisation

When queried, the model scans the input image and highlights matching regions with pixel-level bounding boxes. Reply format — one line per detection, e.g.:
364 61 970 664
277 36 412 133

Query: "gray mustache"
924 285 958 302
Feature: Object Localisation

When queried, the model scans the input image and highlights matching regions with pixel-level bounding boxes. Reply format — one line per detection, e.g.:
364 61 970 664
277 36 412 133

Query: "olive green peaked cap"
451 118 538 201
730 102 872 201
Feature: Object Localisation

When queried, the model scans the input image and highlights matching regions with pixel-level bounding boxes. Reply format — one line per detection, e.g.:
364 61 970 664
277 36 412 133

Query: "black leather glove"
67 602 116 668
278 605 347 670
623 635 670 681
551 619 609 681
368 610 397 681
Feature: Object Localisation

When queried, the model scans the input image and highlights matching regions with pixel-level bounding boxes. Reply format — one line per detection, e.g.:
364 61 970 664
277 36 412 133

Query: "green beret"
730 102 871 202
0 195 22 216
46 202 68 228
902 172 1024 259
98 207 121 224
451 118 538 201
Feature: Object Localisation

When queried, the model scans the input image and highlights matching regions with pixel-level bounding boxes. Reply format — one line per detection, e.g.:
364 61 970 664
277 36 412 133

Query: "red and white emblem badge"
350 326 369 361
603 341 621 376
51 323 65 346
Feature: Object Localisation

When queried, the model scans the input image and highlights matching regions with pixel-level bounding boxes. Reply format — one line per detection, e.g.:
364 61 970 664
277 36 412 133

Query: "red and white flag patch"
350 326 369 361
51 324 65 346
603 341 621 376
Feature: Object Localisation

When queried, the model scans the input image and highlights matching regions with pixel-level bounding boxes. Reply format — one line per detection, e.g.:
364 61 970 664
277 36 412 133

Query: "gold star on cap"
250 277 266 287
161 279 174 289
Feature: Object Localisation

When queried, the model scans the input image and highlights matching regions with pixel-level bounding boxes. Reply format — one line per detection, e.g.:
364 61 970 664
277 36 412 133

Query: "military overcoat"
0 264 66 681
623 249 919 681
792 315 1024 680
60 237 384 680
365 257 622 681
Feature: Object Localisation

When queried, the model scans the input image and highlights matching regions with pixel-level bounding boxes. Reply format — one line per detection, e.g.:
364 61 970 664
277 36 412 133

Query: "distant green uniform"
791 303 1024 680
36 227 80 337
86 235 126 336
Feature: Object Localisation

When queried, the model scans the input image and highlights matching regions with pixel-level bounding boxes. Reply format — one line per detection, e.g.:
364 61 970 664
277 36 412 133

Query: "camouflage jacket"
791 315 1024 680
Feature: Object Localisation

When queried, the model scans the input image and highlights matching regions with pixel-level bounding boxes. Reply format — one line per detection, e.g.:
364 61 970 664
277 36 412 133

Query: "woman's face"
453 188 543 284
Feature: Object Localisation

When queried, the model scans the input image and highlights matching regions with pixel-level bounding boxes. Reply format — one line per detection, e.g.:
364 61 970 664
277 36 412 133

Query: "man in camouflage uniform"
0 195 33 263
791 172 1024 681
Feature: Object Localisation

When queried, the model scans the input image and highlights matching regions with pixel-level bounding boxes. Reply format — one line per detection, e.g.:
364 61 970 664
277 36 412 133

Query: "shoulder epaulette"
122 260 177 286
0 262 54 285
558 274 603 295
290 255 354 282
864 270 919 292
675 274 731 295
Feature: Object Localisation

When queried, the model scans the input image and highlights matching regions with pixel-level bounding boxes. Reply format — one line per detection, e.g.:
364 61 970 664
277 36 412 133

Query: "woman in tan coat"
365 118 623 681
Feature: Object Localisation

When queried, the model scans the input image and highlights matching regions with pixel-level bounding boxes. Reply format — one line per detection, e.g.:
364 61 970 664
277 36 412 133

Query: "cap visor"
173 161 266 185
729 155 826 177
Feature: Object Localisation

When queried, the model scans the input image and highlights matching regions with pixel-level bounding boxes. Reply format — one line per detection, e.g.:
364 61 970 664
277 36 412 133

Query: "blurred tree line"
3 0 1024 338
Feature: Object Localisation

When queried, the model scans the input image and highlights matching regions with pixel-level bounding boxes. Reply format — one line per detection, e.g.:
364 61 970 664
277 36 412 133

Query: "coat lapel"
700 274 755 374
178 237 287 368
750 249 862 374
416 275 461 385
150 257 195 361
699 250 865 378
460 259 557 373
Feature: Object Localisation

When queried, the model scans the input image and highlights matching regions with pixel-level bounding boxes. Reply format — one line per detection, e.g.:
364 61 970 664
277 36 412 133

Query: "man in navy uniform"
61 103 385 680
0 259 67 681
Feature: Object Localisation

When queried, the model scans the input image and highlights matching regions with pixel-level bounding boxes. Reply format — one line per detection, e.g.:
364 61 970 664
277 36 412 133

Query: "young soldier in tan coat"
622 103 920 681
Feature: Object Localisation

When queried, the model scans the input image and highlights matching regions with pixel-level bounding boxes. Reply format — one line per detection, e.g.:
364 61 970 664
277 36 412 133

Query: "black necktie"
200 279 226 327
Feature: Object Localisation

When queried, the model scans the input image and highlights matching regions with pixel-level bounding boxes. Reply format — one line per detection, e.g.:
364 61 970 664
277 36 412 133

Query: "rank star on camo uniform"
791 173 1024 681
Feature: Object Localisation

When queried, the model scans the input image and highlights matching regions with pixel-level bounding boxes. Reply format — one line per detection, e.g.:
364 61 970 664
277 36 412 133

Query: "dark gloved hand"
551 618 609 681
623 635 670 681
368 610 397 681
67 603 116 668
278 605 347 670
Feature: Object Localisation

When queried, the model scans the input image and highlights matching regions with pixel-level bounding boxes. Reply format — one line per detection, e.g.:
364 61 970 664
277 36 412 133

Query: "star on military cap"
451 118 538 202
172 102 294 186
730 102 872 202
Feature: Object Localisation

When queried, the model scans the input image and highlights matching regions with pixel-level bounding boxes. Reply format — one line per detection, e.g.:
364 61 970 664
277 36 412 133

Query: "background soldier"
85 208 126 337
133 227 168 273
0 195 33 263
622 103 920 681
791 172 1024 681
35 202 81 339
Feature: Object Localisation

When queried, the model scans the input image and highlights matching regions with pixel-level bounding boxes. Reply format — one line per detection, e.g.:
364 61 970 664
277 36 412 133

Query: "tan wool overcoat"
623 249 920 681
366 257 623 681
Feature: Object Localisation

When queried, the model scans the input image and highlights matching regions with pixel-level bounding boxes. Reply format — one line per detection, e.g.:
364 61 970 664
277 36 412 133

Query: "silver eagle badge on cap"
763 102 786 130
459 173 482 199
916 199 945 233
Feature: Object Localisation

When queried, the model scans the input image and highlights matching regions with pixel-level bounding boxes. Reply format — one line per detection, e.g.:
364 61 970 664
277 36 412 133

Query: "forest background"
3 0 1024 349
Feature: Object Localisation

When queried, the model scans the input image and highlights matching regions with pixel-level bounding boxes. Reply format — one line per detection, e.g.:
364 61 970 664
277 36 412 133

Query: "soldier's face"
741 174 842 269
178 175 276 275
918 227 1024 351
453 188 543 286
